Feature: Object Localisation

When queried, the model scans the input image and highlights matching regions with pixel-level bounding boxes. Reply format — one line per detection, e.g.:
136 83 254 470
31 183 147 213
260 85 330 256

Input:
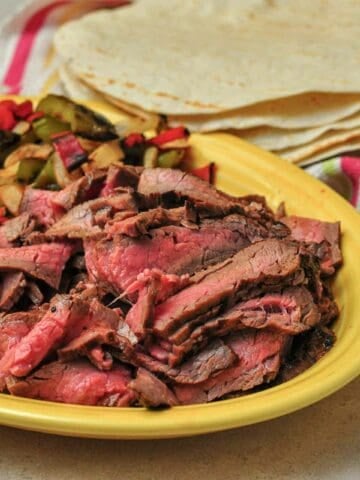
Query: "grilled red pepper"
124 132 145 148
0 106 16 130
149 126 189 147
26 111 45 123
52 131 88 171
190 163 215 184
14 100 33 120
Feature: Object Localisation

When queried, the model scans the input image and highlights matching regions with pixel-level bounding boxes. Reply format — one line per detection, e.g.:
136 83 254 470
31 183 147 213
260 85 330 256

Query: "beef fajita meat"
106 204 197 237
7 360 135 406
167 286 321 364
170 286 320 344
0 213 36 248
136 339 237 385
281 216 342 275
84 213 287 297
0 164 339 408
277 327 336 383
0 272 26 311
46 193 138 238
101 164 143 196
0 310 43 360
138 168 247 216
152 239 304 339
174 330 289 404
137 168 285 228
25 281 44 306
0 242 74 289
125 269 190 338
20 188 64 227
129 367 178 407
0 294 89 390
57 298 135 369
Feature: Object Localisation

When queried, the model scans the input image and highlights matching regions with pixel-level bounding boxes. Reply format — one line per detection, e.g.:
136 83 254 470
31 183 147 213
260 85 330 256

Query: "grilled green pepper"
17 158 45 183
36 94 118 141
32 155 56 188
33 115 70 143
157 149 184 168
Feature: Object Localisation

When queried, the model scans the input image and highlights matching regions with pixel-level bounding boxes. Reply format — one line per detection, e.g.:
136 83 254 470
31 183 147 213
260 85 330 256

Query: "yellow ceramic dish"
0 100 359 439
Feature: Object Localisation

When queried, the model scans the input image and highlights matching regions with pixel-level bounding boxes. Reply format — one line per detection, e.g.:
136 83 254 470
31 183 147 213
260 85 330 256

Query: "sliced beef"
0 310 42 360
84 214 274 295
138 168 246 216
57 299 135 369
0 272 26 311
171 286 320 346
174 330 288 404
58 327 119 370
20 188 64 227
0 213 36 248
101 164 143 196
137 168 283 229
125 269 190 338
46 193 138 238
0 242 74 289
7 360 134 406
25 281 44 306
277 327 336 383
282 216 342 275
136 339 237 385
52 176 91 211
153 239 303 339
129 367 178 407
0 294 89 389
106 205 197 237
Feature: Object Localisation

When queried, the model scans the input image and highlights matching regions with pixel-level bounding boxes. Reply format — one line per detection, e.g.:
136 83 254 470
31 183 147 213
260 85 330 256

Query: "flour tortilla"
59 64 160 133
277 129 360 164
59 64 360 133
232 112 360 150
281 140 360 166
54 0 360 115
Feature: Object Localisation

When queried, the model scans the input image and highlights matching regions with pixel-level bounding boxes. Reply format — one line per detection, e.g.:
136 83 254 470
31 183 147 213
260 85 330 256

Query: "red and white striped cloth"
0 0 359 210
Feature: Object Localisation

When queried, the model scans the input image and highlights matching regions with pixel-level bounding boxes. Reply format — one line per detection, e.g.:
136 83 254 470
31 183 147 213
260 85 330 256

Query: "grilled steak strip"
129 367 178 407
0 310 43 360
7 360 135 406
170 286 320 346
0 242 74 289
153 239 303 338
84 213 286 296
0 272 26 311
46 193 138 239
282 216 342 275
0 213 36 248
277 327 336 383
174 330 289 404
135 339 237 385
0 294 90 390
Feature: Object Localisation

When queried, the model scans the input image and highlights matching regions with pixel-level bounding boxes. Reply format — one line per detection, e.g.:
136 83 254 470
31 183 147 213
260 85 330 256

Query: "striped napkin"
0 0 359 211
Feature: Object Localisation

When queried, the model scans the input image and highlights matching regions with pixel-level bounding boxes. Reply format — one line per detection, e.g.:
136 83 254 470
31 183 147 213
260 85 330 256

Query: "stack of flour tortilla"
54 0 360 165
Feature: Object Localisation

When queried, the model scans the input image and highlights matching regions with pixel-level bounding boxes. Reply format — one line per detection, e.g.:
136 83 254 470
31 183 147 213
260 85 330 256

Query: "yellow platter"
0 99 359 439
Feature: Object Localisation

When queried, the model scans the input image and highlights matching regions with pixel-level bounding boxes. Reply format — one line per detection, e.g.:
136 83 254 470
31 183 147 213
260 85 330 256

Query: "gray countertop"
0 376 359 480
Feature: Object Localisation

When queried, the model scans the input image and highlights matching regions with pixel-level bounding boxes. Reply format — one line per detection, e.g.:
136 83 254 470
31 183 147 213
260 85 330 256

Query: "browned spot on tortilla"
123 82 136 88
154 91 181 101
95 47 106 55
84 72 95 79
185 100 220 109
107 79 115 85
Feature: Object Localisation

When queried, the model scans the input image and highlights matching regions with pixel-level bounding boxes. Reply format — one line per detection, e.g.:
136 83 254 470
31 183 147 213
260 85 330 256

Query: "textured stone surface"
0 377 359 480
